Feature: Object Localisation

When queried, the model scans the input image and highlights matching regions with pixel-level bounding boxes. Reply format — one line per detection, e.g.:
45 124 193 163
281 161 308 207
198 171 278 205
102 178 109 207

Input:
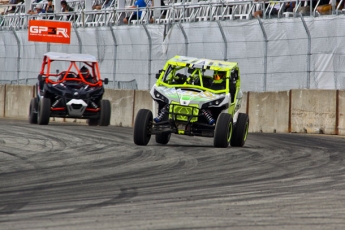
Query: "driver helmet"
80 66 90 79
213 71 226 83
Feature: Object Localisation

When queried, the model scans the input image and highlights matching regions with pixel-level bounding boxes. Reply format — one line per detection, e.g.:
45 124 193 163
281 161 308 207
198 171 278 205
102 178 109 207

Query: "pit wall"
4 85 345 136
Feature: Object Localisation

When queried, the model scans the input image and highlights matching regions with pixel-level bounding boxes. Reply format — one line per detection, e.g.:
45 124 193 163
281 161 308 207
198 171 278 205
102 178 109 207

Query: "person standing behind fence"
61 0 74 21
93 0 113 10
123 0 147 24
28 4 46 15
149 0 167 23
61 0 73 12
45 0 54 13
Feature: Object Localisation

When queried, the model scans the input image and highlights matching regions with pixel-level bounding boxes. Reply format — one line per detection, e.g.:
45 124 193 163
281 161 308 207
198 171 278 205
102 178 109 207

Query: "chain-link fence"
1 14 345 91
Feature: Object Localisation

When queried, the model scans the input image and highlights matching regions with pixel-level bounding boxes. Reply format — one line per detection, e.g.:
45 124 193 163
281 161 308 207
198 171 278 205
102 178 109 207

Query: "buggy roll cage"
39 55 104 87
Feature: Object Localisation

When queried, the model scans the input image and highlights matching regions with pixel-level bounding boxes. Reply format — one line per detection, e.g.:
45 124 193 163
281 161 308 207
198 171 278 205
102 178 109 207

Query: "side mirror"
156 69 163 79
103 78 109 85
231 70 238 81
38 74 45 90
38 74 43 82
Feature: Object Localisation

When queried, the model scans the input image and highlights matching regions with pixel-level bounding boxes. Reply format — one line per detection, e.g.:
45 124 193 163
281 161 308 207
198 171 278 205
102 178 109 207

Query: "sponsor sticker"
28 20 71 44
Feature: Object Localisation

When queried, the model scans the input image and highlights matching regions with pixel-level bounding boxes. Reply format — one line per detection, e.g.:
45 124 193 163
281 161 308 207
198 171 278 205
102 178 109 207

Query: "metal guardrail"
1 0 344 30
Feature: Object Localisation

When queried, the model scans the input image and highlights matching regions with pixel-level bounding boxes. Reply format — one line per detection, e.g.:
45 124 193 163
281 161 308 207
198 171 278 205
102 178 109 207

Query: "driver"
80 66 96 83
211 71 226 90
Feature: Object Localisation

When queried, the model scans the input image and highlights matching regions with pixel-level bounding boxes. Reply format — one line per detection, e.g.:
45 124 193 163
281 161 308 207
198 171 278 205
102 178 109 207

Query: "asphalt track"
1 118 345 230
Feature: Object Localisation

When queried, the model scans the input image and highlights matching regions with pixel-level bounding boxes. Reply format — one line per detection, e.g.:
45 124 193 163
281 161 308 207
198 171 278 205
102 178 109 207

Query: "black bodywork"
37 79 105 119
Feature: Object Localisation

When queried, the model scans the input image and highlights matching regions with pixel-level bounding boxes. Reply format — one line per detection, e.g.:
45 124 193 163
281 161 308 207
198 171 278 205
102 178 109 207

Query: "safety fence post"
142 24 152 90
109 25 118 89
299 13 311 89
256 17 267 92
216 21 228 61
11 28 20 85
177 22 188 56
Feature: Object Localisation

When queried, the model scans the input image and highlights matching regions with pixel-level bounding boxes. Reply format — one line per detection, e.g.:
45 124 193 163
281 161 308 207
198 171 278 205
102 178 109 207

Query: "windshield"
161 65 227 91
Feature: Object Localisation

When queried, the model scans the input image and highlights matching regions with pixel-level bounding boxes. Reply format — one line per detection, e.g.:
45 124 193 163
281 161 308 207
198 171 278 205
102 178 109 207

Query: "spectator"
7 0 19 13
149 0 167 23
123 0 147 24
28 4 46 15
253 0 284 18
93 0 113 10
296 0 329 16
61 0 74 21
316 0 343 15
61 0 73 12
45 0 54 13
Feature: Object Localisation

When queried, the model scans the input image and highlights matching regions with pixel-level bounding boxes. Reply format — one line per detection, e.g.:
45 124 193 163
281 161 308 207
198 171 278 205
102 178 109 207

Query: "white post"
85 0 92 11
25 0 31 14
54 0 61 13
154 0 162 20
118 0 126 24
332 0 336 14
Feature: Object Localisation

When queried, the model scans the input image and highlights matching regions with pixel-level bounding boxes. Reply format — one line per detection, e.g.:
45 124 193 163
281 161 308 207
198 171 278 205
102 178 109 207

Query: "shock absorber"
52 98 61 107
154 104 169 123
202 109 215 125
91 101 98 109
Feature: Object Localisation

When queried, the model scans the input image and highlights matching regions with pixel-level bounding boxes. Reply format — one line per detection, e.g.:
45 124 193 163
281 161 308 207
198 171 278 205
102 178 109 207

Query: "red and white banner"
28 20 71 44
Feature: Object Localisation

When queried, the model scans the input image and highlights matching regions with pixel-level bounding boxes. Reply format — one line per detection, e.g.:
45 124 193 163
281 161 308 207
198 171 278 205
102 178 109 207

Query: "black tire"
98 99 111 126
133 109 153 146
155 133 171 145
231 113 249 147
28 97 38 124
38 98 51 125
214 113 233 148
87 118 99 126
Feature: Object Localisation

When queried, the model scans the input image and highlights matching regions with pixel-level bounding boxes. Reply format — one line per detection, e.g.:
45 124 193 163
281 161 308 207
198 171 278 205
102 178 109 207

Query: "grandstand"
0 0 345 91
1 0 344 27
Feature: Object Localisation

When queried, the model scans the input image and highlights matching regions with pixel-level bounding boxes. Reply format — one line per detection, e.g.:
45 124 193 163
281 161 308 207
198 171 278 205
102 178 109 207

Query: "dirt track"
0 118 345 230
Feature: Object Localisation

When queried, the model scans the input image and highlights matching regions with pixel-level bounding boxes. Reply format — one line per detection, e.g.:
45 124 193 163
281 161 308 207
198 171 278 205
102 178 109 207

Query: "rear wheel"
99 99 111 126
29 97 38 124
38 98 51 125
231 113 249 147
133 109 153 146
155 133 171 145
214 113 233 148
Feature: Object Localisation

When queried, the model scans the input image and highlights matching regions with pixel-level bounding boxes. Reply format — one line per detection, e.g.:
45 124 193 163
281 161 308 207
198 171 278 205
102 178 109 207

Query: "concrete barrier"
3 85 345 136
133 90 153 123
238 91 248 114
104 89 135 127
291 89 336 134
5 85 34 119
247 91 290 133
0 85 5 117
338 90 345 136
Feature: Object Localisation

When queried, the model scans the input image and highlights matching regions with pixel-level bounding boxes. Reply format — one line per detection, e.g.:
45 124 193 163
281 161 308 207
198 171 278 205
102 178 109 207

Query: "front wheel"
87 99 111 126
38 98 51 125
155 133 171 145
98 99 111 126
133 109 153 146
231 113 249 147
214 113 233 148
29 97 38 124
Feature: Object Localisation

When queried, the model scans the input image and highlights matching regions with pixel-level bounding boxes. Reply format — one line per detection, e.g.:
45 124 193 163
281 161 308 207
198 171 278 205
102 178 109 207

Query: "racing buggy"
28 52 111 126
133 55 249 148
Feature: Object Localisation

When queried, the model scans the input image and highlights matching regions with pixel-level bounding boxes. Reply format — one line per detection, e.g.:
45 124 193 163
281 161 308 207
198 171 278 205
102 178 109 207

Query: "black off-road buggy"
29 52 111 126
